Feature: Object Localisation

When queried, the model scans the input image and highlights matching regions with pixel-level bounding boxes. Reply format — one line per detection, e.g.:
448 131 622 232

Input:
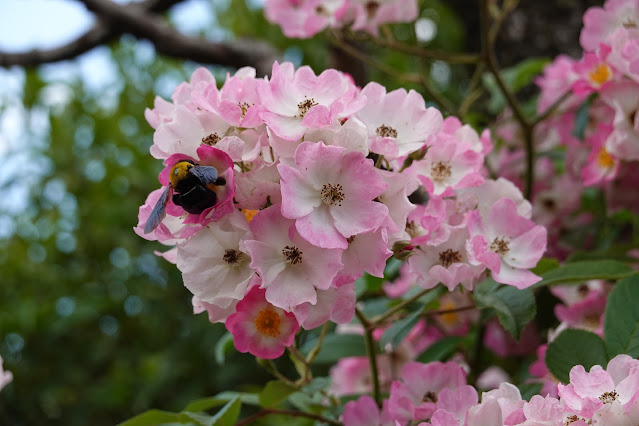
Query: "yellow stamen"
596 148 615 169
254 308 281 338
588 64 612 86
242 209 259 223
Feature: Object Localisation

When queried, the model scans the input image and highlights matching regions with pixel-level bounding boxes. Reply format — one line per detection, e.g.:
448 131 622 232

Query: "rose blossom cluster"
343 354 639 426
490 0 639 258
264 0 418 38
136 61 546 359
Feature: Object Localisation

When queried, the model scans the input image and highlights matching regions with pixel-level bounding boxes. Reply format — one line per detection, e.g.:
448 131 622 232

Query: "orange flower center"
242 209 259 223
596 148 615 169
254 308 281 338
588 63 612 86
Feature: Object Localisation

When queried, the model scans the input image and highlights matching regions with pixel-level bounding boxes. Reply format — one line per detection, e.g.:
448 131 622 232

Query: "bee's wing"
144 185 171 234
189 165 219 185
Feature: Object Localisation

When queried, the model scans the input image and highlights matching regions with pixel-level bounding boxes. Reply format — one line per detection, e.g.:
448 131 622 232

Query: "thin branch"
235 409 342 426
0 0 181 68
355 308 381 408
363 34 481 64
370 287 435 326
78 0 279 75
1 0 279 75
479 0 535 200
329 33 422 85
530 91 572 126
329 33 455 114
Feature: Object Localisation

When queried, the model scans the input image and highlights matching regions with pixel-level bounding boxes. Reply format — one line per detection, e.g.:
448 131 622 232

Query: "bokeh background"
0 0 598 424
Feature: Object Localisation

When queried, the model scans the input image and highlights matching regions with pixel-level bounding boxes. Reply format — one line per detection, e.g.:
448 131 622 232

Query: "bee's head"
169 159 196 187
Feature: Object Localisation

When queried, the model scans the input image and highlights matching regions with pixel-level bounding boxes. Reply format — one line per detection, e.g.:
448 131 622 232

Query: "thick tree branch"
0 0 179 68
0 0 279 76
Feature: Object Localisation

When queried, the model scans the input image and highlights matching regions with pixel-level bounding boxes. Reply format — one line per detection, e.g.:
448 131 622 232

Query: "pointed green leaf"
604 273 639 358
546 329 608 383
533 260 633 288
416 336 462 363
180 411 215 426
474 279 536 340
300 334 366 363
259 380 299 407
379 308 422 350
119 409 180 426
183 397 229 413
210 396 241 426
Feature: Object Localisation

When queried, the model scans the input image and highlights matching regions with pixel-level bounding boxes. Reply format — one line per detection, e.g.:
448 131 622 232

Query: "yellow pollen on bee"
596 147 615 169
241 209 259 223
588 63 612 86
254 308 281 338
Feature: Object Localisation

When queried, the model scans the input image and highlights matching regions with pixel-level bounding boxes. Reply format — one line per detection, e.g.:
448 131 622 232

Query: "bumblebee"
144 160 226 233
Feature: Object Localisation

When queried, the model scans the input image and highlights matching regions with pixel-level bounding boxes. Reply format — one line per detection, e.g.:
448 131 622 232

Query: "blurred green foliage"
0 0 471 423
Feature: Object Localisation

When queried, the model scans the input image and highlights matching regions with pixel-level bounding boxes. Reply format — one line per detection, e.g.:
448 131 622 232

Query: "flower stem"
355 307 381 408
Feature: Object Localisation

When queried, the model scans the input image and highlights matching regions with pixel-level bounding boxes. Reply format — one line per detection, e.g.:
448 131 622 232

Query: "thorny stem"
235 409 342 426
355 307 381 408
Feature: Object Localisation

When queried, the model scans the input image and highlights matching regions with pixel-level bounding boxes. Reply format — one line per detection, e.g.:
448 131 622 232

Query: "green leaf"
119 409 180 426
518 383 543 401
604 273 639 358
180 411 215 426
183 397 229 413
546 329 608 383
300 333 366 363
416 336 462 363
573 94 596 140
474 279 536 340
210 396 241 426
214 332 235 365
379 308 422 350
533 260 633 288
259 380 299 407
530 257 560 276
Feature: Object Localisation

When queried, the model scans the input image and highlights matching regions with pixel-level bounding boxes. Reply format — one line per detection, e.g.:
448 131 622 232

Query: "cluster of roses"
264 0 418 38
135 60 547 359
343 354 639 426
494 0 639 257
